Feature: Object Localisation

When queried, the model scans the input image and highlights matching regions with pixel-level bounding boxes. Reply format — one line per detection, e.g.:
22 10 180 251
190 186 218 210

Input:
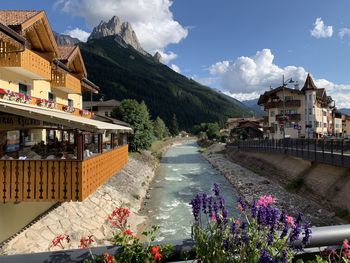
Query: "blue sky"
2 0 350 107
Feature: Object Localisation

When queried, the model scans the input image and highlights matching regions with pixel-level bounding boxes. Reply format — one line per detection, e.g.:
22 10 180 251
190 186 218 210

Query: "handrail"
1 225 350 262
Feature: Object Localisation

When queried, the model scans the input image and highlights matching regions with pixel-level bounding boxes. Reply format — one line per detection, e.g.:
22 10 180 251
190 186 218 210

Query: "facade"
83 99 120 117
342 115 350 138
258 74 334 139
0 10 132 203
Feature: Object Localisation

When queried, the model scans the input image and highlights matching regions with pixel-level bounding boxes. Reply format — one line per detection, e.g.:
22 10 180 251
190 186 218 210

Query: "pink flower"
343 239 350 259
286 215 295 227
210 214 217 222
257 195 276 207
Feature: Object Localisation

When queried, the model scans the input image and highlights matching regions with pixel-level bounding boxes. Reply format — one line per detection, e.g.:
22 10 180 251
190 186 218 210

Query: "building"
258 74 334 139
230 120 263 140
83 99 120 117
342 115 350 138
0 10 132 204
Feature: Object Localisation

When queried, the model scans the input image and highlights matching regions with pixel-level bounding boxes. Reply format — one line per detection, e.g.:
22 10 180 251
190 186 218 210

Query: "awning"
0 100 132 133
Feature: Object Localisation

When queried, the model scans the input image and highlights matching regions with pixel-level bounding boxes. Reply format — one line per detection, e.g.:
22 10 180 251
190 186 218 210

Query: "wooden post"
76 132 84 161
98 134 103 153
111 133 115 149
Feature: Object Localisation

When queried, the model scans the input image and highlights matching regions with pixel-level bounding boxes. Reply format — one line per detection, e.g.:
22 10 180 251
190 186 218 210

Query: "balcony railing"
0 145 128 203
276 113 301 121
51 70 82 94
265 100 301 109
0 49 51 79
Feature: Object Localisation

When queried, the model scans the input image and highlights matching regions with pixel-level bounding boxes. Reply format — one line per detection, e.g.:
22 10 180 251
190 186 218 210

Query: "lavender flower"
241 222 249 244
267 230 274 245
259 249 272 263
212 183 220 196
289 223 302 243
281 250 288 263
237 197 247 211
190 194 201 223
218 196 225 210
251 200 257 218
202 193 209 214
208 196 213 217
231 221 237 236
302 222 312 245
222 208 228 225
223 239 229 251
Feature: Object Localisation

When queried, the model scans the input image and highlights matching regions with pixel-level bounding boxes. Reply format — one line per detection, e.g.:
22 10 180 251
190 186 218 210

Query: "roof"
0 10 40 28
0 100 132 133
258 86 303 105
0 22 26 45
93 114 131 127
57 45 76 60
301 73 318 91
84 99 121 108
81 78 100 93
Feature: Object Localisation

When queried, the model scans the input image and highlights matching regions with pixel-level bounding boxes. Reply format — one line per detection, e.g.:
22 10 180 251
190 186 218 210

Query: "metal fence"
237 138 350 168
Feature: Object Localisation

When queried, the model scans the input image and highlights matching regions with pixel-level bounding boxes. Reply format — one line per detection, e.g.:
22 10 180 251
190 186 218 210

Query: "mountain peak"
88 16 147 55
153 51 162 63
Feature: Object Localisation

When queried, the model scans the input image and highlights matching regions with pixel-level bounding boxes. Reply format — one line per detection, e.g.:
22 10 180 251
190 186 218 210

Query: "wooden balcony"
0 49 51 80
0 145 128 203
265 100 301 109
51 70 81 94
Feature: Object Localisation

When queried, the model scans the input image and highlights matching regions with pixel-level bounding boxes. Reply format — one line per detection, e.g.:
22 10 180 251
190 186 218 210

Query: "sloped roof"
301 73 318 91
84 99 121 108
0 10 40 28
57 45 76 60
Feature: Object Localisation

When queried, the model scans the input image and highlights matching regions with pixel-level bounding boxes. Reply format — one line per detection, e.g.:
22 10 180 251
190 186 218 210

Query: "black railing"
237 138 350 168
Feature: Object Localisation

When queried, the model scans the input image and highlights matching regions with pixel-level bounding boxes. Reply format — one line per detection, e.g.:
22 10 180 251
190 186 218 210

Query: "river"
141 140 240 242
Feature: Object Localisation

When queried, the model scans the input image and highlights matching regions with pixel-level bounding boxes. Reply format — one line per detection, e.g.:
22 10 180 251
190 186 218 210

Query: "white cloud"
338 27 350 39
55 0 188 53
310 18 333 39
156 50 178 64
209 48 350 108
64 27 90 42
170 64 181 73
209 61 230 75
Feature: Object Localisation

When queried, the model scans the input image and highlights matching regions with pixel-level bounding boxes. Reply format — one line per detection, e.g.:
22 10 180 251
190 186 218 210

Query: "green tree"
112 99 153 151
169 114 179 136
153 116 167 140
206 122 220 140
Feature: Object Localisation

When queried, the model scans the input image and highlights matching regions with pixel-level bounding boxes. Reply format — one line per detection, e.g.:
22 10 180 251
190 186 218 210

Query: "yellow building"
0 10 132 203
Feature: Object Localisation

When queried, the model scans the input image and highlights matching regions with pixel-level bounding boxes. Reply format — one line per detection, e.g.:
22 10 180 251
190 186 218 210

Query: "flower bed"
0 88 31 104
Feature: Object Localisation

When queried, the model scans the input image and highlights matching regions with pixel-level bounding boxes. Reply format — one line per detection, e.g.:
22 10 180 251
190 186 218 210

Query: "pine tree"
153 116 167 140
169 114 179 136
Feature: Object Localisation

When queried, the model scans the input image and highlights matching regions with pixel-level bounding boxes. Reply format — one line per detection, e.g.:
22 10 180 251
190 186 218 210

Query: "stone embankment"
202 144 344 226
0 152 157 255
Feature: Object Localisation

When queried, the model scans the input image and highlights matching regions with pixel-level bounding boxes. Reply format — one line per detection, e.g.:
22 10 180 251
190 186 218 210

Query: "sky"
2 0 350 108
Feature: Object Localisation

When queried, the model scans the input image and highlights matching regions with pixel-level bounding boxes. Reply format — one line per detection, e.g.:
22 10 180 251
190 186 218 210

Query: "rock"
153 52 162 63
53 31 80 45
88 16 147 56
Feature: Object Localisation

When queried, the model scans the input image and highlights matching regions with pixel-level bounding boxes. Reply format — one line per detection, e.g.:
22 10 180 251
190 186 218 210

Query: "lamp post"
281 75 296 151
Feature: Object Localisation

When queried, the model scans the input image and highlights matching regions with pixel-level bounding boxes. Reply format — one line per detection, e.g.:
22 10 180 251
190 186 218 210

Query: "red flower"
50 234 70 249
108 207 131 229
150 245 161 255
103 252 115 263
154 252 163 261
79 235 95 249
123 229 133 236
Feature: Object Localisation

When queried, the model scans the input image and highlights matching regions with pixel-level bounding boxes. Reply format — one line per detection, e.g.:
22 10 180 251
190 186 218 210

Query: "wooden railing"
264 100 301 109
0 145 128 203
0 49 51 79
51 70 81 94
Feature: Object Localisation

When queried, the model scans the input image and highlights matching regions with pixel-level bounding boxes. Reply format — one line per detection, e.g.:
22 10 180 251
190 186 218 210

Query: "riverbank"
202 143 343 226
0 137 188 255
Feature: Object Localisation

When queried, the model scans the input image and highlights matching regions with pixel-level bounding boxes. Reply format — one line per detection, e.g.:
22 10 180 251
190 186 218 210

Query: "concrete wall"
230 150 350 218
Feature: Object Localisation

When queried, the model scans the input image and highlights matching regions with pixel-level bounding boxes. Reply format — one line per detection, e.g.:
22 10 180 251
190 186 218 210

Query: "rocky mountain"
53 32 80 45
79 36 251 130
153 51 162 63
340 108 350 115
242 98 266 116
88 16 147 56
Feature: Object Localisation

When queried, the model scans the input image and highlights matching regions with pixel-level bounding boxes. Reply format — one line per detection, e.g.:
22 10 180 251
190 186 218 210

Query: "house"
0 10 132 204
230 120 263 140
342 115 350 138
258 74 334 139
83 99 121 117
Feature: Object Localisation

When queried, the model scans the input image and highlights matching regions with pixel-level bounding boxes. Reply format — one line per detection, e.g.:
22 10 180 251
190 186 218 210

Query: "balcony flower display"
0 89 32 104
38 98 57 109
62 105 75 113
190 183 312 262
80 109 90 116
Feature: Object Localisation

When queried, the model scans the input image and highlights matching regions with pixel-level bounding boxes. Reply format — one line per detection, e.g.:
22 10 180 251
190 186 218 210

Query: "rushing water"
141 140 241 242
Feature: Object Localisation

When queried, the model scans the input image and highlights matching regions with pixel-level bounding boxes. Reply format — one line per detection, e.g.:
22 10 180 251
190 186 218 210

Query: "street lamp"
281 75 297 151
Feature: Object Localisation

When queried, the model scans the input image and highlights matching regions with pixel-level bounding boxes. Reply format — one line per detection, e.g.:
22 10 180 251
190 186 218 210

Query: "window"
308 108 312 115
68 99 74 107
105 112 109 117
309 94 312 100
48 92 55 102
19 84 28 95
92 106 98 111
285 96 293 101
270 110 275 117
324 123 327 128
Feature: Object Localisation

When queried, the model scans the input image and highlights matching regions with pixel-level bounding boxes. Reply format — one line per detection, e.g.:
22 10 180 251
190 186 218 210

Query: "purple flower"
223 239 229 251
218 196 225 210
237 197 247 211
222 208 228 225
202 193 209 214
259 249 272 263
231 221 237 236
208 196 213 217
281 250 288 263
280 222 288 239
289 223 302 243
190 194 201 223
212 183 220 196
267 230 274 245
241 222 249 244
251 200 257 218
302 222 312 246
